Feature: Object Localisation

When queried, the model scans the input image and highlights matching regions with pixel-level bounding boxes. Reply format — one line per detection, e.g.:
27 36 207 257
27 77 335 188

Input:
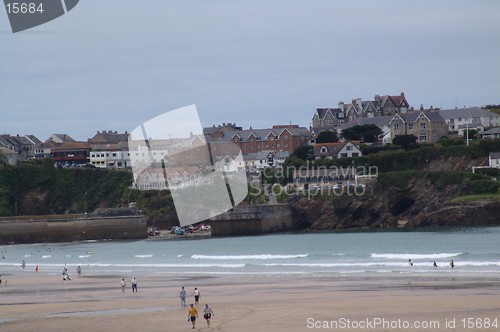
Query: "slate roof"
489 152 500 159
339 116 393 130
436 107 498 120
392 111 445 123
213 126 310 142
483 127 500 135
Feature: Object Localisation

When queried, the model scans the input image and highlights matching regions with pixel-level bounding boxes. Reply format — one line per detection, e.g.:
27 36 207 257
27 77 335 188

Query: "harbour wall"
210 205 294 236
0 214 147 244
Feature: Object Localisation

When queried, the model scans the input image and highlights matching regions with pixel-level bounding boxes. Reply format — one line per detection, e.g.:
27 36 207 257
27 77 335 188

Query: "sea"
1 226 499 277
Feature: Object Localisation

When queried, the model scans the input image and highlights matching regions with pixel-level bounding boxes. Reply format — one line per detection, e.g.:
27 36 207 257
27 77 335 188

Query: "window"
346 145 353 151
408 123 414 130
450 119 455 124
352 153 359 157
419 133 427 142
320 146 328 153
341 153 348 158
420 122 426 129
394 123 399 130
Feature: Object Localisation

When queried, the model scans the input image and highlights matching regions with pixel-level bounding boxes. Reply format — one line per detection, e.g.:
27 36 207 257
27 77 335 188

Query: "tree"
290 145 313 160
315 130 338 143
393 135 418 150
342 124 383 143
463 129 478 141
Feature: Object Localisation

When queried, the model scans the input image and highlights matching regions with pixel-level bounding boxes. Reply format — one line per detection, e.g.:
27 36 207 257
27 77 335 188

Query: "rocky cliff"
290 173 500 230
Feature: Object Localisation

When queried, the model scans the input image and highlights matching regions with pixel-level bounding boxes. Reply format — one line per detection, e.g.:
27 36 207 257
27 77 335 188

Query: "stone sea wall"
210 205 294 236
0 214 147 244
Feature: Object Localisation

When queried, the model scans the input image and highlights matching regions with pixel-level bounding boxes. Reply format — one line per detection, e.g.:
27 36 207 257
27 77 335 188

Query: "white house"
481 127 500 140
243 150 290 171
436 107 500 135
0 147 19 166
489 152 500 168
313 141 362 160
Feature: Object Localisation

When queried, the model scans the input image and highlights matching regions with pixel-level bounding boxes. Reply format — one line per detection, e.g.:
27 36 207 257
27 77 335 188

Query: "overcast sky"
1 0 499 141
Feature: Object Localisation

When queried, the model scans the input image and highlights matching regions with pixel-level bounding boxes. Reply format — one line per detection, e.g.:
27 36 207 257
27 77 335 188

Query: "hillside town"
2 93 500 181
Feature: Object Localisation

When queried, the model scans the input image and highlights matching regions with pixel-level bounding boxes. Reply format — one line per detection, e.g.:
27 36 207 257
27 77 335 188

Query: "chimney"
401 92 405 97
338 101 345 112
355 98 362 109
420 104 424 111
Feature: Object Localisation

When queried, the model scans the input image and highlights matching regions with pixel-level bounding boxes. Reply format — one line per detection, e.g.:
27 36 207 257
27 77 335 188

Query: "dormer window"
320 146 328 154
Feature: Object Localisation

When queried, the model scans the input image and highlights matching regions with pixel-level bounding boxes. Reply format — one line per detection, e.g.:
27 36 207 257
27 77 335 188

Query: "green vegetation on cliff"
0 161 178 227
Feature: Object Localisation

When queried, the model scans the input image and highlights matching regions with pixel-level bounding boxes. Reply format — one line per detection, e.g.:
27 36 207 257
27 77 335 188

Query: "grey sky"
1 0 499 141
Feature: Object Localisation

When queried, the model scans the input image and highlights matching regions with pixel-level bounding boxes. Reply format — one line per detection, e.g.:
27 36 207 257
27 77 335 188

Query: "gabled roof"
489 152 500 159
315 108 343 120
217 126 310 142
25 135 42 145
89 131 129 144
483 127 500 135
48 134 75 143
0 147 17 155
436 107 499 120
313 142 348 156
340 116 393 130
391 111 445 124
51 142 90 151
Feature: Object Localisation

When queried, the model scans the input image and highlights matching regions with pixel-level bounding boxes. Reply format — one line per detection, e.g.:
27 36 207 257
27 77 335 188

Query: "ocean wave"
134 255 153 258
371 253 462 260
79 255 90 258
42 255 52 259
191 254 308 260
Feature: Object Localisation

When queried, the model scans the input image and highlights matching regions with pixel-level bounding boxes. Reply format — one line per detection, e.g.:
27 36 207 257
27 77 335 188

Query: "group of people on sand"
180 286 214 329
408 259 456 268
120 277 138 292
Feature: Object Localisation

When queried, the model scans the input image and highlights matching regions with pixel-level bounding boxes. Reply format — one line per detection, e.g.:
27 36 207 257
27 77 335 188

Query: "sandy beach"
1 271 500 332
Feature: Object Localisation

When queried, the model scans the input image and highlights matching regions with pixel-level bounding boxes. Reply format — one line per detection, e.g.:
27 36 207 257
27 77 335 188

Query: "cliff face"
290 175 500 230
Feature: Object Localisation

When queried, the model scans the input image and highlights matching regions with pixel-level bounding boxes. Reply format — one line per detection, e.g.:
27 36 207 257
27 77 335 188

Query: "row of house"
312 105 500 145
312 92 410 133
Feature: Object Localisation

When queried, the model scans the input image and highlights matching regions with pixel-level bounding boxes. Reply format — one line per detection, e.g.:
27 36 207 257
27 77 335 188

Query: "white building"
89 150 131 169
313 141 362 160
489 152 500 168
243 150 290 171
436 107 500 135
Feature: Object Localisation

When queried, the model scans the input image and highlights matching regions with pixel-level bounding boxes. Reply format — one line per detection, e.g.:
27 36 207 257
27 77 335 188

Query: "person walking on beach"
76 266 81 276
131 277 138 292
21 260 25 269
180 286 187 307
433 261 438 268
203 304 214 327
121 278 126 293
192 287 201 306
188 304 198 329
408 259 413 267
450 260 455 269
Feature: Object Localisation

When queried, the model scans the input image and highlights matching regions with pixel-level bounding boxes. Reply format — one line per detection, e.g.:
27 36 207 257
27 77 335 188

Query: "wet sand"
1 272 500 331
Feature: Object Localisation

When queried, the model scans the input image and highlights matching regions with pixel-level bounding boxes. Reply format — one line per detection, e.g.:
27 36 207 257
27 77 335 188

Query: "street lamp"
84 192 87 215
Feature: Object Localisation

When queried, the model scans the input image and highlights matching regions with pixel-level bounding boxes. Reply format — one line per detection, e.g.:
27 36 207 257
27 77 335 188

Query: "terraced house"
204 123 311 158
312 92 410 134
